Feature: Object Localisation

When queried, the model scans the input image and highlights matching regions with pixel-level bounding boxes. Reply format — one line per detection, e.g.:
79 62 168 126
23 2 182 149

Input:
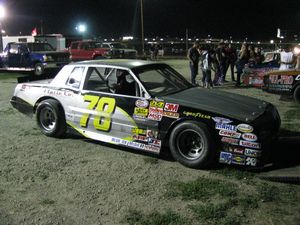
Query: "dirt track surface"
0 60 299 225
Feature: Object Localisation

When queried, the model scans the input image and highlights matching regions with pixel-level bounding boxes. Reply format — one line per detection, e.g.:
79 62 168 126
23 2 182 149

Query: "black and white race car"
11 60 281 168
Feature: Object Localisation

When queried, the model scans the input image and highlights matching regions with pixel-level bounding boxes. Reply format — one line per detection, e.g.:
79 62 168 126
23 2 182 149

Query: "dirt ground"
0 60 299 225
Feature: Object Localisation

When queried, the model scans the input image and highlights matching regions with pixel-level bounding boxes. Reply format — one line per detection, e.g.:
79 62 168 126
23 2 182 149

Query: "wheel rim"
39 106 56 131
35 65 43 75
176 129 204 160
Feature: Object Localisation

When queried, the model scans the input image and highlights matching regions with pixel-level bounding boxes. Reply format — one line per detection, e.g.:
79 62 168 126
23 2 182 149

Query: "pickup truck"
69 40 110 61
0 42 70 75
69 40 137 61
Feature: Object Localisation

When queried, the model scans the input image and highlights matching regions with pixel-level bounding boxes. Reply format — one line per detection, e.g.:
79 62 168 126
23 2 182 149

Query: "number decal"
80 95 116 131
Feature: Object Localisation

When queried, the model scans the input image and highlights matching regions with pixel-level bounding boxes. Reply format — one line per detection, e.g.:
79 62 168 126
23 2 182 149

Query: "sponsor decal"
219 130 241 138
133 135 148 142
148 112 163 121
148 138 161 147
221 137 239 145
183 111 211 119
132 128 147 135
219 152 232 164
240 140 261 149
296 75 300 81
150 100 164 108
237 124 253 133
269 75 294 85
149 107 163 114
164 103 179 112
216 123 237 131
163 111 179 119
111 137 160 153
246 157 257 166
228 146 244 155
134 107 149 117
212 117 232 124
242 133 258 142
266 83 292 92
244 148 261 158
146 130 158 138
135 99 149 108
44 88 73 97
232 154 246 165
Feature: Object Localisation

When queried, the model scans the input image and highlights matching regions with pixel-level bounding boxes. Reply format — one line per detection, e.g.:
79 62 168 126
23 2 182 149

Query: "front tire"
169 121 215 169
36 99 66 137
34 62 44 76
293 85 300 103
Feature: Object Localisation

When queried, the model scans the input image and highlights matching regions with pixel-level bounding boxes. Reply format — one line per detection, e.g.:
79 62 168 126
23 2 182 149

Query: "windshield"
132 64 192 97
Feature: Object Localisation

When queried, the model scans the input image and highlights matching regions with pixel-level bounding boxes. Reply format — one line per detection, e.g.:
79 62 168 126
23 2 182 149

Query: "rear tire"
36 99 66 137
293 85 300 103
169 121 215 169
34 62 44 76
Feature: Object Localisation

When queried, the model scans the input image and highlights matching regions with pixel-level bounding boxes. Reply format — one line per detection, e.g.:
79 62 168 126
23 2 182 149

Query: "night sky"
1 0 300 41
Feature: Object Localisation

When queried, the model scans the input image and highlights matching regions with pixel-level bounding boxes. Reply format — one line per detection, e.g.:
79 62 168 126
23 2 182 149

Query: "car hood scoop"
163 87 268 122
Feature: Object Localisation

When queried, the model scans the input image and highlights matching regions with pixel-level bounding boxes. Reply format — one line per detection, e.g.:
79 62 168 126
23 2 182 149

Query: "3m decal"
164 103 179 112
212 117 232 124
150 100 164 108
239 140 260 149
183 111 211 119
216 123 237 131
219 152 232 164
246 157 257 166
219 130 241 138
242 133 258 142
244 148 261 157
237 124 253 133
80 95 116 131
135 99 149 108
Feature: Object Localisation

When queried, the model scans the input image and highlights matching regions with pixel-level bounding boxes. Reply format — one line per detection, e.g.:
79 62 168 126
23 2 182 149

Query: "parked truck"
0 42 70 75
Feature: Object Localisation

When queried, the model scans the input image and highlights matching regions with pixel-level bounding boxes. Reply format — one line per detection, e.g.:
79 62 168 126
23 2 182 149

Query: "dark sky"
2 0 300 40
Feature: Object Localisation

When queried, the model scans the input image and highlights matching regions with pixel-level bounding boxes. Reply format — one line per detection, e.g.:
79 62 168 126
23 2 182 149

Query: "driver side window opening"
83 67 108 92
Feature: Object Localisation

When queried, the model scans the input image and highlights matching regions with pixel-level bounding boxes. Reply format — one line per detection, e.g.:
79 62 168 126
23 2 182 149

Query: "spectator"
225 43 237 81
200 45 213 88
254 47 265 64
248 45 256 66
187 41 200 85
235 43 249 87
279 44 295 70
216 42 227 82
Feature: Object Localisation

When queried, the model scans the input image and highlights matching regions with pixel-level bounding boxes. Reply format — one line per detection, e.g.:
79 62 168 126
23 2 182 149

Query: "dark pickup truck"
0 42 70 75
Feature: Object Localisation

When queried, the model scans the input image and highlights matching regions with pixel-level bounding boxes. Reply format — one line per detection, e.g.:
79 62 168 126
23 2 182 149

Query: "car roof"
70 59 163 69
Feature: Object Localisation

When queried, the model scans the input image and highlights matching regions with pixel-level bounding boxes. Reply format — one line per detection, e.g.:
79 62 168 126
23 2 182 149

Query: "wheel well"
34 97 64 113
163 118 218 148
292 83 300 93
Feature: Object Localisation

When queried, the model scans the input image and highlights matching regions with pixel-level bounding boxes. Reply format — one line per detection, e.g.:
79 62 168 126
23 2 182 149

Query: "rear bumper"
10 96 34 117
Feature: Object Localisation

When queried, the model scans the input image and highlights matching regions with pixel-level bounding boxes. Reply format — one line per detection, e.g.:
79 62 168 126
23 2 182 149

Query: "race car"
10 60 281 169
262 69 300 103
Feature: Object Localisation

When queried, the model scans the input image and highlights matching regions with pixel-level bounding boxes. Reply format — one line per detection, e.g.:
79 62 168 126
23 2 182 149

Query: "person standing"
235 43 249 86
216 42 227 82
279 44 295 70
200 46 213 88
187 41 200 85
226 43 237 81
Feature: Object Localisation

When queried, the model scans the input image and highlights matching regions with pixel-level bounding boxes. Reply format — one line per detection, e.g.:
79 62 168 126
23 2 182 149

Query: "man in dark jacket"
187 41 200 85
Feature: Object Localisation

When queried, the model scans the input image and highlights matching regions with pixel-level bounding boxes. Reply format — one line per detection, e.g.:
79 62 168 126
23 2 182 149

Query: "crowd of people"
187 41 265 88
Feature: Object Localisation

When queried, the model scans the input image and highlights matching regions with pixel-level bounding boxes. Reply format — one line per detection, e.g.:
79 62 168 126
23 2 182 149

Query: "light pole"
0 5 5 52
140 0 145 56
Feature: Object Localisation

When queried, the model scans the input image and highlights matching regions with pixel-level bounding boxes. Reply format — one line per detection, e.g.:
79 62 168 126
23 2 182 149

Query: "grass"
124 209 189 225
143 157 159 164
210 167 255 180
41 198 55 205
0 72 27 80
166 177 237 201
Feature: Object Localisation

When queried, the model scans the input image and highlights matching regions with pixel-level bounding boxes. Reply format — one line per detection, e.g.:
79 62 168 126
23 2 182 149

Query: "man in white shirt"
279 45 295 70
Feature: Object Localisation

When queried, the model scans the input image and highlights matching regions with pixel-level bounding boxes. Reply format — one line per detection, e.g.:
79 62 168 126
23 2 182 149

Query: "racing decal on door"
80 95 116 131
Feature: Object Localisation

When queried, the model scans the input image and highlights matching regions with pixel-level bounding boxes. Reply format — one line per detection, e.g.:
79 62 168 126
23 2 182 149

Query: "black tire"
169 121 215 169
36 99 66 137
34 62 44 76
293 85 300 103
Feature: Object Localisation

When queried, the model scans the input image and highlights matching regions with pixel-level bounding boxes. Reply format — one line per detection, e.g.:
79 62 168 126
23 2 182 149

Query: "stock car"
10 60 281 169
263 69 300 103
